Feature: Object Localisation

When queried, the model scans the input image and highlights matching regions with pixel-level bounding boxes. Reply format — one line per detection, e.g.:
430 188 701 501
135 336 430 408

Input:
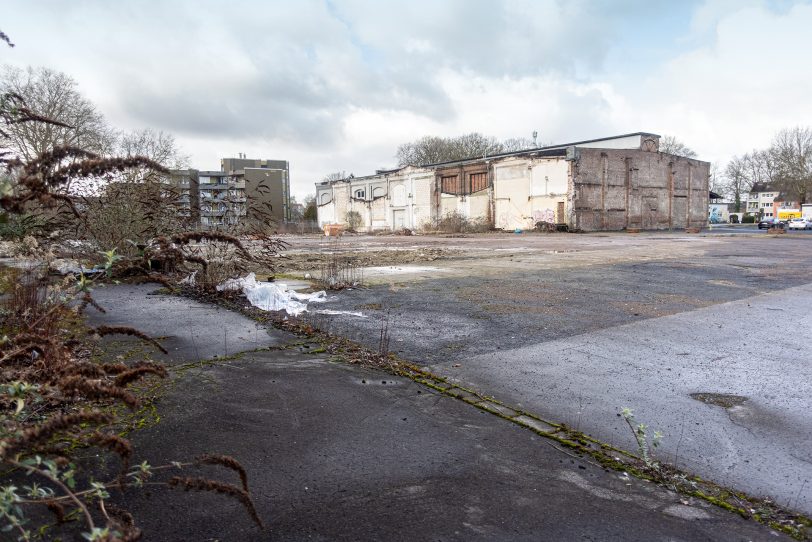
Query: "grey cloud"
6 0 673 146
114 0 458 144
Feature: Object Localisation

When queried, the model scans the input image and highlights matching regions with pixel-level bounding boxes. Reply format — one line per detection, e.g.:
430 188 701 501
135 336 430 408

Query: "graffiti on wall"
709 205 727 224
533 208 555 224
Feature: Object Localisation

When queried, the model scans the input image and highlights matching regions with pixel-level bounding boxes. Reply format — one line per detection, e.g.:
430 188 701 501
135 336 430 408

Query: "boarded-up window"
441 175 461 195
470 172 488 193
392 184 407 206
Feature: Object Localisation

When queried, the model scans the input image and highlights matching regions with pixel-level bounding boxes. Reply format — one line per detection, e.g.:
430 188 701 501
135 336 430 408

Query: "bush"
425 211 490 233
729 214 739 224
0 213 43 240
742 214 756 224
80 179 194 256
534 221 557 233
0 90 267 539
345 210 362 231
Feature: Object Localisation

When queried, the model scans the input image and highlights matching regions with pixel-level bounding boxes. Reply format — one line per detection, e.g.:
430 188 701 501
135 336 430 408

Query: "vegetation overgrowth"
0 41 280 539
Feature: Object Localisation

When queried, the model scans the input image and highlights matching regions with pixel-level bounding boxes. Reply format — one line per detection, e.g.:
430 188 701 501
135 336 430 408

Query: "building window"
441 175 461 195
470 172 488 193
354 189 365 199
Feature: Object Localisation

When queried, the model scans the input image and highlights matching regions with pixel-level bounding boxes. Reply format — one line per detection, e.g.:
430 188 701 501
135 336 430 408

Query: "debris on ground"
271 247 455 273
218 272 327 316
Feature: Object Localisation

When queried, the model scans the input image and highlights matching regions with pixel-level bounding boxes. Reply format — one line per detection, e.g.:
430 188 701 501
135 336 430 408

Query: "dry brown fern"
168 476 264 529
1 410 113 459
196 454 249 492
92 325 169 355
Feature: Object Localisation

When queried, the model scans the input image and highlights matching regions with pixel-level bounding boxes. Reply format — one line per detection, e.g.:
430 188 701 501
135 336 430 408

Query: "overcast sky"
3 0 811 201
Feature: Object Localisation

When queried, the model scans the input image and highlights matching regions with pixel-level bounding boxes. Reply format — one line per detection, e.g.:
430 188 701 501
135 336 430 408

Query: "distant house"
772 193 802 220
316 132 710 232
746 183 779 218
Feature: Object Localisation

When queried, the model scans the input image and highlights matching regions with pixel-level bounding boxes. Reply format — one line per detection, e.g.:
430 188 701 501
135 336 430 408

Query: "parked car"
787 217 812 230
758 218 784 229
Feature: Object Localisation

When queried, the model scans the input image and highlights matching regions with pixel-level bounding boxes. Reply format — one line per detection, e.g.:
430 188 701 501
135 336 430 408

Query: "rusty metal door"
556 201 565 223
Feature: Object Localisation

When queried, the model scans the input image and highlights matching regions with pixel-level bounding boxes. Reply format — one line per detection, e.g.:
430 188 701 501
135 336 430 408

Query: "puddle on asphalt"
690 392 748 408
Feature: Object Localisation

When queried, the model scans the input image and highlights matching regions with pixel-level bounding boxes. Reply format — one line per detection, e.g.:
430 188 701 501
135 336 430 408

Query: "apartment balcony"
200 209 229 217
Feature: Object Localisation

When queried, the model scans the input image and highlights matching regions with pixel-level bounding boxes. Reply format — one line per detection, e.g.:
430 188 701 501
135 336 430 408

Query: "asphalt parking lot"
85 283 794 541
287 230 812 515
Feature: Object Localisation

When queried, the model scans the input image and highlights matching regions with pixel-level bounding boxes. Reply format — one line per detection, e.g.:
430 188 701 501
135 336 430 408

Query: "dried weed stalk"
1 93 265 540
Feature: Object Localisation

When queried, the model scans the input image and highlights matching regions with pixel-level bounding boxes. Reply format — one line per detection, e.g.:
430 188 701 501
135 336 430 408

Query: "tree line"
0 65 188 179
722 127 812 212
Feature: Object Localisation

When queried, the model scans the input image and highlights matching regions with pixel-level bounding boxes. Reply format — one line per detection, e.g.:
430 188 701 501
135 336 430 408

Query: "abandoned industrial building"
315 133 710 232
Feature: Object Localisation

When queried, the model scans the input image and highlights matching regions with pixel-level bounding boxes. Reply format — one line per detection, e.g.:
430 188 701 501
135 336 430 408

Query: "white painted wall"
494 157 569 229
574 134 642 150
315 167 434 232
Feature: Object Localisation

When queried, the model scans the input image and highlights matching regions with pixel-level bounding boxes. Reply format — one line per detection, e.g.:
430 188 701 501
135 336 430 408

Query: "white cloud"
630 2 812 164
2 0 811 202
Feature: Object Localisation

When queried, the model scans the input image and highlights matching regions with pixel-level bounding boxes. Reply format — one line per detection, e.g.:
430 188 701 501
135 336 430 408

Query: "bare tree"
724 155 749 213
771 126 812 206
0 66 116 161
118 128 189 169
396 136 451 166
502 137 537 152
449 133 503 159
742 149 779 186
708 162 723 194
321 171 351 183
659 135 697 158
397 132 549 166
396 133 507 166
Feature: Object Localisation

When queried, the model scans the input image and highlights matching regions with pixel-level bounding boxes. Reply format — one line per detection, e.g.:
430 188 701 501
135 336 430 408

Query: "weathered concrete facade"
571 148 709 231
316 133 710 232
316 166 434 231
221 157 291 223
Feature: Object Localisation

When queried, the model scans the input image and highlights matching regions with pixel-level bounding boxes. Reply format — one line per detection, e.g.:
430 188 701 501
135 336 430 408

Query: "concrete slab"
91 284 790 540
86 284 291 363
436 283 812 515
122 350 787 541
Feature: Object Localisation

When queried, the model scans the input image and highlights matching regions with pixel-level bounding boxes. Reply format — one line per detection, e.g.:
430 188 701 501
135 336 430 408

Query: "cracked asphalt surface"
86 283 791 541
288 230 812 516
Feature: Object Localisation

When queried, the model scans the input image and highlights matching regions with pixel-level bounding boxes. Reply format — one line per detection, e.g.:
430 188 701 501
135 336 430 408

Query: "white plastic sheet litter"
217 273 327 316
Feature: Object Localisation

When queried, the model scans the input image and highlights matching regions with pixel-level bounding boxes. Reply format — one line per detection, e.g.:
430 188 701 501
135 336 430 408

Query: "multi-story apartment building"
197 171 246 227
169 155 290 228
221 156 291 223
746 182 779 218
168 168 199 221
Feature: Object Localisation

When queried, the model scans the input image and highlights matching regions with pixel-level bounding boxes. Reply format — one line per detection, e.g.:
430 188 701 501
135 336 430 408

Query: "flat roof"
315 132 667 186
421 132 659 168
